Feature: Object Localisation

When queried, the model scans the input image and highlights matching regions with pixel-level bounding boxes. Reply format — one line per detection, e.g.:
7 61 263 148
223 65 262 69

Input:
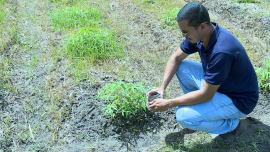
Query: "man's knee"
176 60 192 77
175 106 200 129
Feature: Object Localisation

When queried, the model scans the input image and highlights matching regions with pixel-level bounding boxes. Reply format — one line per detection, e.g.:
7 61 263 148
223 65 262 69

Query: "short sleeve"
204 53 234 85
180 39 198 54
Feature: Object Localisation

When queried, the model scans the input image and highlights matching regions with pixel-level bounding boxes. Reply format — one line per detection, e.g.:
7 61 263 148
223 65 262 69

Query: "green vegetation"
64 28 123 60
163 7 180 26
0 0 6 26
50 7 101 29
235 0 259 3
98 80 149 118
48 0 79 3
0 0 6 52
132 0 183 21
255 59 270 91
143 0 155 4
49 4 123 82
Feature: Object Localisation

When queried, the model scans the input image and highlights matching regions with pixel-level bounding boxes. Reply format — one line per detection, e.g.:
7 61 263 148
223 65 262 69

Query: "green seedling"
97 80 149 118
30 55 37 68
4 116 10 126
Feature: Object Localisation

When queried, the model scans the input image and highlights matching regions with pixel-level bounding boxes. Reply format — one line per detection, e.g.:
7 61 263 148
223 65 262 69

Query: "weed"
50 6 101 30
64 28 123 60
255 59 270 91
4 116 10 126
97 80 149 118
30 55 37 68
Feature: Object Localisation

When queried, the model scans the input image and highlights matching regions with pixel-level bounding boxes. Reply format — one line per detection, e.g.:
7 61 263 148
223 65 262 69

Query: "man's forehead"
178 20 190 30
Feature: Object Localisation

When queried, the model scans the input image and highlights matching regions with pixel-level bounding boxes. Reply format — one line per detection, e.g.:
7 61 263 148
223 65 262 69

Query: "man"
147 2 258 144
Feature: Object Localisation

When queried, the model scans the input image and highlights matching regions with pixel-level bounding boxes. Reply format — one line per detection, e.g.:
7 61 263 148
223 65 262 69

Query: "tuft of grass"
50 6 102 30
163 7 180 27
255 59 270 91
235 0 259 3
64 28 123 60
97 80 149 118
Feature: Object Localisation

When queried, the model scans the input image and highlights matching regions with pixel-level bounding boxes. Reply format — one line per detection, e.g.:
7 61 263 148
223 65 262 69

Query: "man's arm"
149 80 220 111
168 80 220 107
160 47 188 91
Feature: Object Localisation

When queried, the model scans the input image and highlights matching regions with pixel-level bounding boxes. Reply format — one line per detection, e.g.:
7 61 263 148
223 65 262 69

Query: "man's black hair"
177 2 210 27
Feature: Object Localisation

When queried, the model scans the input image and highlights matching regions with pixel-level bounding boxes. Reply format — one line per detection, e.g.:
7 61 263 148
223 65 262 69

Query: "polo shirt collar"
205 22 220 51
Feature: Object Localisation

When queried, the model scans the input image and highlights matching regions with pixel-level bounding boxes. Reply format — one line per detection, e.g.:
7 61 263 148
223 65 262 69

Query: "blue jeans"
175 60 246 134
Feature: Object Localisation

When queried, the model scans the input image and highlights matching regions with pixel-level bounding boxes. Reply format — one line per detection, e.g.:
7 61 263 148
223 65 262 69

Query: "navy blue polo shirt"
180 22 259 114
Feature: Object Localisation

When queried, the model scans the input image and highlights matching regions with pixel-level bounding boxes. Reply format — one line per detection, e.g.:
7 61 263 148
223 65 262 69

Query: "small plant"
97 80 149 118
50 6 101 29
30 55 37 68
64 28 123 60
4 116 10 126
255 59 270 91
163 8 180 27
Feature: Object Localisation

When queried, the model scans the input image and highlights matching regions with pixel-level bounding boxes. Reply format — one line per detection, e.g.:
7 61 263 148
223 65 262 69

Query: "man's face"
178 20 201 44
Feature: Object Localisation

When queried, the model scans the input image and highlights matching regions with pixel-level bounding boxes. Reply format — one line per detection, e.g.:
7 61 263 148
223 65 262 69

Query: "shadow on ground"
109 110 164 151
164 117 270 151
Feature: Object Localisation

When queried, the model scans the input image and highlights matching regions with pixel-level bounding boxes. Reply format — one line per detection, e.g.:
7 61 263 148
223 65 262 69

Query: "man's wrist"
167 99 174 108
167 98 182 108
160 85 166 92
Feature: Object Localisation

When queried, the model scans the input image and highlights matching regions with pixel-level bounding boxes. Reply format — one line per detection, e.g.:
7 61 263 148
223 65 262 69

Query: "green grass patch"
97 80 149 118
163 7 180 27
0 0 6 26
48 0 79 3
131 0 183 29
64 28 123 60
0 0 5 5
50 6 102 30
235 0 259 3
255 59 270 91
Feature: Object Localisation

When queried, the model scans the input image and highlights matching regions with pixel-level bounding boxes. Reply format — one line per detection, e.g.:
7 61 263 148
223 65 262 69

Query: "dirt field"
0 0 269 151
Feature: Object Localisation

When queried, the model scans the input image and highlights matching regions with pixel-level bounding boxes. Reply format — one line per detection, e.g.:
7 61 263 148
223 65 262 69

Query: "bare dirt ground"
0 0 269 151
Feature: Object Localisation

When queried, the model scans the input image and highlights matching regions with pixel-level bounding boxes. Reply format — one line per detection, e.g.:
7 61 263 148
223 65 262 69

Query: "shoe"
213 120 246 144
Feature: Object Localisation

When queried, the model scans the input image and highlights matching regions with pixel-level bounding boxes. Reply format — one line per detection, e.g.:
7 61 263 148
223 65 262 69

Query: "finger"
149 99 157 105
148 91 158 96
149 102 156 108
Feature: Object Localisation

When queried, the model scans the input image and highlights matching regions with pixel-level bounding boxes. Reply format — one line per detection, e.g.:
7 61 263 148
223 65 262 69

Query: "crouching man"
147 2 258 144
